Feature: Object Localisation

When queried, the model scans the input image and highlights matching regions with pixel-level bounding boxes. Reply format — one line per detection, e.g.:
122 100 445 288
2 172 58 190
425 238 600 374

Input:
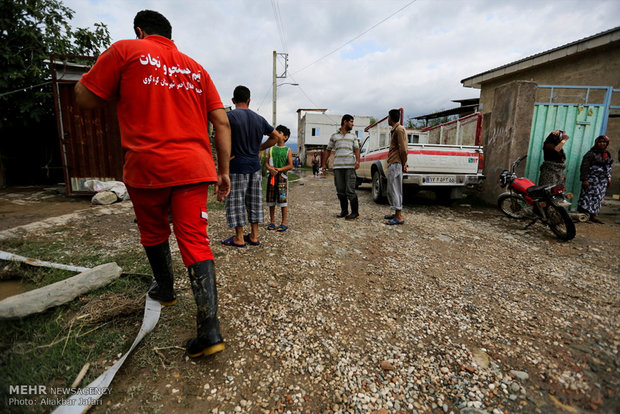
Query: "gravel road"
114 172 618 414
2 173 618 413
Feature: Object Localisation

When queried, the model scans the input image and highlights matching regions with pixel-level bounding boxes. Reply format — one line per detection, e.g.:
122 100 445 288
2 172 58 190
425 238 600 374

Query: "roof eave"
461 26 620 88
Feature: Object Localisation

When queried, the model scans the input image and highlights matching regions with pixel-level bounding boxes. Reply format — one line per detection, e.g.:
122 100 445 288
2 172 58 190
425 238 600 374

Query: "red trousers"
127 183 213 266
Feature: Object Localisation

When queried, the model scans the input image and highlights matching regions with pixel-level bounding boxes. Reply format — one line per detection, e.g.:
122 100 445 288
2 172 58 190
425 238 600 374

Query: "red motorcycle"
498 155 576 241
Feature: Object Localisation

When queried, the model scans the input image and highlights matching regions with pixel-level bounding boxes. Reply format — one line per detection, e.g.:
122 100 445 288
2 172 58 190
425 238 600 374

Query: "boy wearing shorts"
265 125 293 232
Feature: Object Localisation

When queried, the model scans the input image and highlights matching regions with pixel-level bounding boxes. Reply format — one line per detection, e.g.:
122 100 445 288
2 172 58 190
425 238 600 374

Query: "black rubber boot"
336 195 349 218
345 198 359 220
186 260 225 358
144 241 177 306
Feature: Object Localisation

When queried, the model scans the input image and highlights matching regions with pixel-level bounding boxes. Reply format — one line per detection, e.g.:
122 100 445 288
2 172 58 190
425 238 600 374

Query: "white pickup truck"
356 111 485 203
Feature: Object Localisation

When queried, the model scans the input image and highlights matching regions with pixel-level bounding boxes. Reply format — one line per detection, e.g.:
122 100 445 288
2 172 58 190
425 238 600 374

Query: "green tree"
0 0 110 185
0 0 111 127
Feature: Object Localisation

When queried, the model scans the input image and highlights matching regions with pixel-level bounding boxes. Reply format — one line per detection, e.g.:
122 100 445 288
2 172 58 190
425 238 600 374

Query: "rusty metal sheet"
50 56 123 196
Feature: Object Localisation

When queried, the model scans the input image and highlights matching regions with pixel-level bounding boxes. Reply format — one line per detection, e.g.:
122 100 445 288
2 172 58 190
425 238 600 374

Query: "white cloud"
64 0 620 138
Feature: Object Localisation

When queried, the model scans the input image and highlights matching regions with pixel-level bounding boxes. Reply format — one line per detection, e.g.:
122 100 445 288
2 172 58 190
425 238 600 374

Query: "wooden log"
0 263 122 320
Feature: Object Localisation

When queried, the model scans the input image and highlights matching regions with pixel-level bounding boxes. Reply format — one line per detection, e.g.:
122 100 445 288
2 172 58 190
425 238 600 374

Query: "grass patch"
0 239 156 287
0 283 144 413
0 261 74 287
0 244 155 413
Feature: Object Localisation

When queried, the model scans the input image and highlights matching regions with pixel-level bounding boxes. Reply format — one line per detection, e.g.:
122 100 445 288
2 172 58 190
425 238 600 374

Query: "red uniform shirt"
80 35 224 188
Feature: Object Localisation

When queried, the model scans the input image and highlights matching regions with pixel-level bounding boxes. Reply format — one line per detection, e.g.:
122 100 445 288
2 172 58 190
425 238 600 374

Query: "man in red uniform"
75 10 230 358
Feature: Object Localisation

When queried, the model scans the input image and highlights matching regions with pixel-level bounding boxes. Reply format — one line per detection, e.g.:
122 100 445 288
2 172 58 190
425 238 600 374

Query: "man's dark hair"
233 85 251 103
276 125 291 137
389 109 400 123
134 10 172 39
341 114 354 126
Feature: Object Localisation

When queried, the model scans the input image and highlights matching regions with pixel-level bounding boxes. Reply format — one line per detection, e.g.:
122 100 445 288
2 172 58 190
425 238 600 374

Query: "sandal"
276 224 288 232
243 234 260 246
221 237 246 248
385 218 404 225
266 223 276 230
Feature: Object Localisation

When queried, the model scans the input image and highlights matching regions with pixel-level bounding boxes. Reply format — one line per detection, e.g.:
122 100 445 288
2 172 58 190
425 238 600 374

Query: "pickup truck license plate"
425 175 456 184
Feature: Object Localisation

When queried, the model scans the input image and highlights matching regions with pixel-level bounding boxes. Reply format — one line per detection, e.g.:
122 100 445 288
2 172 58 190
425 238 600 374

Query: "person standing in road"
312 152 321 176
384 109 408 225
74 10 231 359
322 114 360 220
265 125 293 232
222 85 281 247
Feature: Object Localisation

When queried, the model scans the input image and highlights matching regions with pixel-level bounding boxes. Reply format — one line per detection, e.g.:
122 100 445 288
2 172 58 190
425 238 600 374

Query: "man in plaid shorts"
222 85 282 247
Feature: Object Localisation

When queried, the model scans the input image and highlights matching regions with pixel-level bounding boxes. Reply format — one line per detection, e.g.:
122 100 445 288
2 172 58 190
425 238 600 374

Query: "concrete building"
461 26 620 205
296 110 372 166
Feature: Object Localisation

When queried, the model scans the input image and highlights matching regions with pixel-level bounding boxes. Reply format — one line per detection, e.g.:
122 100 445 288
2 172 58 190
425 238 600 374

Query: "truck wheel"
372 170 386 203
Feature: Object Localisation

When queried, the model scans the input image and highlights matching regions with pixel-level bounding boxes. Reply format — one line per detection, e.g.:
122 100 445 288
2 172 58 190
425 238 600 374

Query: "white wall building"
297 110 372 165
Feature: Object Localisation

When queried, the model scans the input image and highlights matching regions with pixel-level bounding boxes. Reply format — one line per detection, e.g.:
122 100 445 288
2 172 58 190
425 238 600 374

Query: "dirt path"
1 175 619 413
0 186 91 231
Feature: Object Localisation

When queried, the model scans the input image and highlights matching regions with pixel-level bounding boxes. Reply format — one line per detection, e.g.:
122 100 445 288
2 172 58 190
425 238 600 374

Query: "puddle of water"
0 279 34 300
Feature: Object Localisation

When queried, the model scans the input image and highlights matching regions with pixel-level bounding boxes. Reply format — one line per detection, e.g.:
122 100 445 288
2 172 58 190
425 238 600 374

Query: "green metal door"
525 86 611 210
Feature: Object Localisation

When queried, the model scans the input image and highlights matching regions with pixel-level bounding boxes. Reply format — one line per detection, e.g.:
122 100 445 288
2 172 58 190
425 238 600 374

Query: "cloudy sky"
64 0 620 142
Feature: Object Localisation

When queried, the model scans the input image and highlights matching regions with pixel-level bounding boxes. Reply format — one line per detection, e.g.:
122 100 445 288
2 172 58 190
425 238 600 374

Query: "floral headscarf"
591 135 609 151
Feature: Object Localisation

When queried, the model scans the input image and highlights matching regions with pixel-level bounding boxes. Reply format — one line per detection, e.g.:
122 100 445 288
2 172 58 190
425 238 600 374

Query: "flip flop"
384 214 395 220
276 224 288 232
266 223 276 230
385 218 404 225
221 237 246 248
243 234 260 246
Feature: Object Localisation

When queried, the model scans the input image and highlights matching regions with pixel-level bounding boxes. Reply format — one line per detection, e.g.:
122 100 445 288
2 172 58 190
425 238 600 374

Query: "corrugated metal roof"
413 104 479 120
461 26 620 88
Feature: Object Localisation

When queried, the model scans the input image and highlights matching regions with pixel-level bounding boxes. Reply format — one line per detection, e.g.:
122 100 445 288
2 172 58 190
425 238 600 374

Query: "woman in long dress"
577 135 613 224
539 130 569 185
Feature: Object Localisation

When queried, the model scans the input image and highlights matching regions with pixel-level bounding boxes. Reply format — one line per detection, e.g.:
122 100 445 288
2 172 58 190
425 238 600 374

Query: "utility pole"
272 51 289 126
272 51 277 127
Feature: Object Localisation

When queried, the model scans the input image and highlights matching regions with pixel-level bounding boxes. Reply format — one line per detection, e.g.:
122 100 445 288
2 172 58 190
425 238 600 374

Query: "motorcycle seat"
526 185 547 196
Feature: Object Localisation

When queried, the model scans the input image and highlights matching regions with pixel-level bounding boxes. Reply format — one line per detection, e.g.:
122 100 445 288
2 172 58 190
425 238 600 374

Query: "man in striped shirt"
322 114 361 220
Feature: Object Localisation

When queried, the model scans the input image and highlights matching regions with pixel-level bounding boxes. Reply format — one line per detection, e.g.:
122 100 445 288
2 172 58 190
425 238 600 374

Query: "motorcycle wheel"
544 204 576 241
497 193 530 219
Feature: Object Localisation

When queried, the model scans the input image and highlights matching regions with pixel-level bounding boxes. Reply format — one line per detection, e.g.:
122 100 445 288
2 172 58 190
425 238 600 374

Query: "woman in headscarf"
539 130 569 185
577 135 613 223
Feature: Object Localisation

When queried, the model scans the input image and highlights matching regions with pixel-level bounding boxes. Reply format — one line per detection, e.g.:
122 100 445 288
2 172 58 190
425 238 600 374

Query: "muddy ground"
0 174 619 413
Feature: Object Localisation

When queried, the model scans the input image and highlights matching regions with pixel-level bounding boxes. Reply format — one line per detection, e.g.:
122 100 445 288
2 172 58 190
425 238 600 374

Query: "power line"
0 81 53 98
288 73 341 126
271 0 288 52
254 82 273 113
292 0 418 75
276 1 288 52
